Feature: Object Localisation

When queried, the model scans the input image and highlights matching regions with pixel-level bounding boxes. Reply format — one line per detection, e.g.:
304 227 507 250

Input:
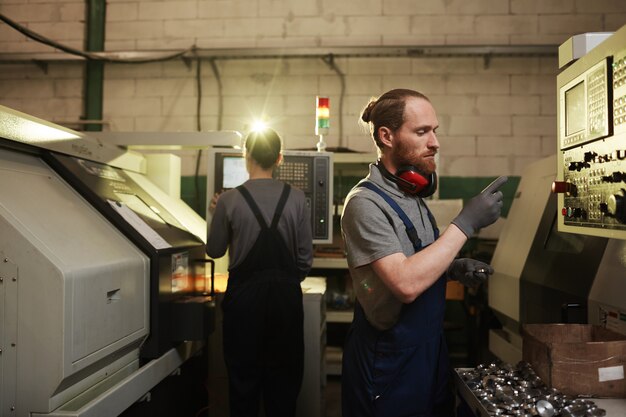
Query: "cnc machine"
489 26 626 364
0 105 232 416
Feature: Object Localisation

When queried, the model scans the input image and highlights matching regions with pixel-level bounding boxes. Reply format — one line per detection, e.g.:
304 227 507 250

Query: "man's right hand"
451 176 508 237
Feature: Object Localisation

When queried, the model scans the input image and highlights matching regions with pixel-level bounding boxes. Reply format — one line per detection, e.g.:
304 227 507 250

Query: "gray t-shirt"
341 164 437 330
207 178 313 279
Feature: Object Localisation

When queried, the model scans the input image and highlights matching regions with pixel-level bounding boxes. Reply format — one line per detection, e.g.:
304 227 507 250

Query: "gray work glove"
451 176 508 237
447 258 494 288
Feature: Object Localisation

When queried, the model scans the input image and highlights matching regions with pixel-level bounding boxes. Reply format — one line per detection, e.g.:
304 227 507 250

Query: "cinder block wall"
1 0 625 181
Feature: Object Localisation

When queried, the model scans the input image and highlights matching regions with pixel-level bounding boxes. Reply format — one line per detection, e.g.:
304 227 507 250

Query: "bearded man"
340 88 508 417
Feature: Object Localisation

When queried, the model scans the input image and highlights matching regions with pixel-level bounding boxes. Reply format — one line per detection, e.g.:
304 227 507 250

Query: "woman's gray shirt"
207 178 313 279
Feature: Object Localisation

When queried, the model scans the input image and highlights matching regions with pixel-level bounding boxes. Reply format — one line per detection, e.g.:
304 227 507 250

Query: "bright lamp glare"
250 120 268 133
0 113 80 144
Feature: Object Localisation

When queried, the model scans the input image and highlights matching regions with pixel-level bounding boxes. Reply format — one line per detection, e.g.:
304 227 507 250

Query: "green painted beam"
84 0 106 132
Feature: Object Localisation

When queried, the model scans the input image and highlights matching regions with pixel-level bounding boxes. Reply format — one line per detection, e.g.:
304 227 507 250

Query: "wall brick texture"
1 0 625 176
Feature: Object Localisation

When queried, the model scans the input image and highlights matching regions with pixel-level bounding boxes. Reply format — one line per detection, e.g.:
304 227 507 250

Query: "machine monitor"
565 81 586 137
207 149 333 244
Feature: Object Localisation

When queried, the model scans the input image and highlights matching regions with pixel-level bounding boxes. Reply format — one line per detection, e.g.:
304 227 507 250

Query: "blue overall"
222 184 304 417
342 182 453 417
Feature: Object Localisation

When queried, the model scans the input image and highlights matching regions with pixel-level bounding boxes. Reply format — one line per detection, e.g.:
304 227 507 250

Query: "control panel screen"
559 58 610 149
565 81 585 136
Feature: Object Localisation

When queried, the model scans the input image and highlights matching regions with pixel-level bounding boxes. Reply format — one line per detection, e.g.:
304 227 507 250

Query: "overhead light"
250 119 269 133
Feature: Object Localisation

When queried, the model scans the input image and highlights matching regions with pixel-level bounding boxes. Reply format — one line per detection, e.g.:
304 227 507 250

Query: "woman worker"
206 127 313 417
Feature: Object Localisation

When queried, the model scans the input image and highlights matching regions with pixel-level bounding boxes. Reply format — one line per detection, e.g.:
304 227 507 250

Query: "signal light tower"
315 96 329 152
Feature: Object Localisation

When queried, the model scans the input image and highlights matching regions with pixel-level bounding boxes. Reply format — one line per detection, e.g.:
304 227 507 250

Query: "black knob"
600 153 613 163
601 172 626 183
599 202 609 213
573 207 585 219
584 151 597 163
568 161 590 171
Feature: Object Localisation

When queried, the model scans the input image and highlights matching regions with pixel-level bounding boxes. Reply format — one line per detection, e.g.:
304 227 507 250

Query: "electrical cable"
208 58 224 131
194 57 204 214
0 12 190 63
193 57 225 216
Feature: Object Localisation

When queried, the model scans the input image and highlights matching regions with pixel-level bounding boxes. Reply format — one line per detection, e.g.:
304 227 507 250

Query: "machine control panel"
556 29 626 239
208 149 333 244
275 153 331 242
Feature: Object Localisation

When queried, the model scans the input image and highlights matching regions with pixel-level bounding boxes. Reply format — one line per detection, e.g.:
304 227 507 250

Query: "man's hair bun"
361 100 377 123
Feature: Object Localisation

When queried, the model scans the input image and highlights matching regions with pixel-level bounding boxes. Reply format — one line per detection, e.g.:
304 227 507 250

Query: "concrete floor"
202 376 342 416
325 376 341 417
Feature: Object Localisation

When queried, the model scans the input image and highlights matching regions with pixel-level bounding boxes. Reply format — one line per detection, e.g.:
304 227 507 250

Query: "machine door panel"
42 152 212 359
0 147 149 412
45 153 202 252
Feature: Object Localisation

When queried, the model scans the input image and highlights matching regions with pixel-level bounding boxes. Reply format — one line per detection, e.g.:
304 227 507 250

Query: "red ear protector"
377 162 437 197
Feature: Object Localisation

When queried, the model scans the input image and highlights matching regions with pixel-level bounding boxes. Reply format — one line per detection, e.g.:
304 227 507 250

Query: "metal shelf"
326 309 353 323
312 257 348 269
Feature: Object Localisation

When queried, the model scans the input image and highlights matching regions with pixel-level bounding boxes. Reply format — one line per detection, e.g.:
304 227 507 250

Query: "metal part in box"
454 364 621 416
523 324 626 398
454 368 492 417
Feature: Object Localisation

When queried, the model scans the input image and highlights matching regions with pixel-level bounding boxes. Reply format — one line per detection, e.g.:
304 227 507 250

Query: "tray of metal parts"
454 361 607 417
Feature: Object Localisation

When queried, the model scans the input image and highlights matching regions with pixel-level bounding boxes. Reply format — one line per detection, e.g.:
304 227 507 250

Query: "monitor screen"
222 155 248 189
565 81 585 137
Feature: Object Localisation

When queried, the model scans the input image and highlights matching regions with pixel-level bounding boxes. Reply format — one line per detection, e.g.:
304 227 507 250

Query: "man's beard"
391 141 437 175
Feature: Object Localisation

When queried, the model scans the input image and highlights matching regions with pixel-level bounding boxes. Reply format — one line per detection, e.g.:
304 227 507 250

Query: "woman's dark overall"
342 182 453 417
222 184 304 417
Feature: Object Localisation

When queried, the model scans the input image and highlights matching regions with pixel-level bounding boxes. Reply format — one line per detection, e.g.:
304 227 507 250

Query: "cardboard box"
445 280 465 301
522 324 626 398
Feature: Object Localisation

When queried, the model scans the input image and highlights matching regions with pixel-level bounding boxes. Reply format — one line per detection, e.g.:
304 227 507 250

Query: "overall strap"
236 185 268 229
358 181 422 251
236 183 291 230
270 184 291 229
424 204 440 239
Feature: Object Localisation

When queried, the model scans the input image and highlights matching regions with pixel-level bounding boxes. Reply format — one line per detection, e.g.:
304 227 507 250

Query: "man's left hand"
447 258 494 288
